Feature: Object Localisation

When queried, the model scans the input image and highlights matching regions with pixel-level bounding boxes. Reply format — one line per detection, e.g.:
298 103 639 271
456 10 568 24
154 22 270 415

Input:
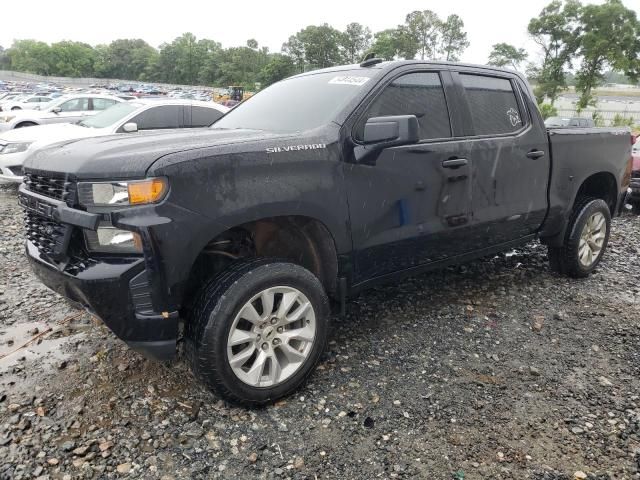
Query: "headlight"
0 142 32 155
0 115 15 123
78 177 168 207
84 225 143 253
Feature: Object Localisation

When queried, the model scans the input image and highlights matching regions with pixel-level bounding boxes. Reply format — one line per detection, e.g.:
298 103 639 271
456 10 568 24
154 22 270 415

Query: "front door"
344 70 477 283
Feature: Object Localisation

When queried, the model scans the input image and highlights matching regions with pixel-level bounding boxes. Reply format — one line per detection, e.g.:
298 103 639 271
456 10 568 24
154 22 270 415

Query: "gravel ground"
1 183 639 480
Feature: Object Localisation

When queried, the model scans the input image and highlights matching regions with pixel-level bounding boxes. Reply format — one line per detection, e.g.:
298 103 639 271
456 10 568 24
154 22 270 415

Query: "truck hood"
24 128 296 179
0 122 103 145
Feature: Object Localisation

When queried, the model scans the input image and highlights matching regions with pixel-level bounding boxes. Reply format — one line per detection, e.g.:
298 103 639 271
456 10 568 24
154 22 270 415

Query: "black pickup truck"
19 60 633 405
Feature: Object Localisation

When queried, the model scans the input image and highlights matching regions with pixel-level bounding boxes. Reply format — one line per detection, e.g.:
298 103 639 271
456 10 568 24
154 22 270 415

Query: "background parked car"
630 135 640 213
544 116 595 128
0 94 52 112
0 94 123 132
0 99 228 183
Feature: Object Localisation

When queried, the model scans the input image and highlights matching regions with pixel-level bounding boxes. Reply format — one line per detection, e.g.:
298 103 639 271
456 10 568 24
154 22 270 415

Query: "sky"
1 0 639 65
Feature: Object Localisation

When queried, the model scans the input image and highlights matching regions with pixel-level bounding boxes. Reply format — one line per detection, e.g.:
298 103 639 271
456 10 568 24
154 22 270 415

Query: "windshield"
78 102 141 128
213 70 376 133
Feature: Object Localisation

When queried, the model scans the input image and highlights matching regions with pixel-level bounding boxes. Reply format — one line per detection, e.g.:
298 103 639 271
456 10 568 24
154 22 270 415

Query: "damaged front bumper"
19 183 179 361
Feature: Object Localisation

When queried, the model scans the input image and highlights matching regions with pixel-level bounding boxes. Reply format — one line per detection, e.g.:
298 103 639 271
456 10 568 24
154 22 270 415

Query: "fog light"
85 227 142 253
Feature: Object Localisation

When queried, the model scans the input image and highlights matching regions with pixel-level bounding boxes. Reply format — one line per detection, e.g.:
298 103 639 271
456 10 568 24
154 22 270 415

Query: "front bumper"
19 183 180 361
0 150 30 183
27 242 179 360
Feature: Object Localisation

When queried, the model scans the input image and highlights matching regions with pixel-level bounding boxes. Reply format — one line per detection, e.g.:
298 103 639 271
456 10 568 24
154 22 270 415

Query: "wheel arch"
542 170 618 247
179 214 340 313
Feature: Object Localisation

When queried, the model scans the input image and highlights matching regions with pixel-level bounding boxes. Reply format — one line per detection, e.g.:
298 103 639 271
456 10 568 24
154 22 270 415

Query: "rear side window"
191 106 224 127
92 98 118 111
127 105 183 131
460 74 523 135
358 72 451 140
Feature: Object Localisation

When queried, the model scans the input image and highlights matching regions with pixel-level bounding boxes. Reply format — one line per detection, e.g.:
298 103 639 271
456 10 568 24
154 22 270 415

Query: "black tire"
185 258 330 407
547 197 611 278
10 106 21 111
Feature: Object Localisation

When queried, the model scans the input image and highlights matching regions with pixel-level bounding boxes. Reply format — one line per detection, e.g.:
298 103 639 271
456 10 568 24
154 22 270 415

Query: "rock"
72 446 90 456
393 400 401 406
598 376 613 387
61 440 75 452
293 457 304 469
247 452 258 463
571 427 584 435
529 366 541 376
574 471 588 479
553 311 567 321
47 458 59 466
98 441 113 452
116 463 132 474
531 315 545 333
58 360 68 370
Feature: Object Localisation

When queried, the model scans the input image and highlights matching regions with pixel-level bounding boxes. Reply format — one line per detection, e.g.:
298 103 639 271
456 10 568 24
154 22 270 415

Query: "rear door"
452 71 549 245
345 69 477 282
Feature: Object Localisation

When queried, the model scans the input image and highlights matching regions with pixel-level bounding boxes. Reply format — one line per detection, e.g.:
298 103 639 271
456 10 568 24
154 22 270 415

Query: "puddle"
0 319 89 385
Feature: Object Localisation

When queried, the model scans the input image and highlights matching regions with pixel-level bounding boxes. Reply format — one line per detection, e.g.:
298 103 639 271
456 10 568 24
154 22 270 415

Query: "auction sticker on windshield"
328 76 370 86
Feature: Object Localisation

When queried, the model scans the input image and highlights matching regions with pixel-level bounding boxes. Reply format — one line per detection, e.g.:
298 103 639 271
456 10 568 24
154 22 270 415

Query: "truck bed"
542 127 631 239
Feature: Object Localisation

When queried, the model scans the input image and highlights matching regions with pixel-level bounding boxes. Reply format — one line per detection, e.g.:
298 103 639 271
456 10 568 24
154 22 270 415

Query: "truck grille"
24 210 69 261
23 172 73 203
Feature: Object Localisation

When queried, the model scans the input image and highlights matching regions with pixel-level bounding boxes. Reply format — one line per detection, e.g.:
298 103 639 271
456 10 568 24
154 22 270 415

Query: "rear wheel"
15 122 37 128
185 258 329 406
547 198 611 278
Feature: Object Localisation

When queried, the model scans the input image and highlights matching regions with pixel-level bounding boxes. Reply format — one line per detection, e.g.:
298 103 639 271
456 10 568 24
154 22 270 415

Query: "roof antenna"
360 53 384 68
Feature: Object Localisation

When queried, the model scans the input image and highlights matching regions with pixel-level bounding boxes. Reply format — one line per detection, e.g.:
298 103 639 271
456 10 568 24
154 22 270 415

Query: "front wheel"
185 258 330 406
547 198 611 278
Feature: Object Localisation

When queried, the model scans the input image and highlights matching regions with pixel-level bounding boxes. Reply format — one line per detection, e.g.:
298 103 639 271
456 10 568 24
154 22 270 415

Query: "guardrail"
556 109 640 126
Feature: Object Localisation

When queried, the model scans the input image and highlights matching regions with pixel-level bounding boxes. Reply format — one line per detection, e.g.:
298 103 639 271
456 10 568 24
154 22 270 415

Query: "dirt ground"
1 183 639 480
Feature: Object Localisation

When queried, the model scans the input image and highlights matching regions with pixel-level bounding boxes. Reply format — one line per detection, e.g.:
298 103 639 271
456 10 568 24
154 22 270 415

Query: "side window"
127 105 183 131
191 106 224 127
92 98 118 111
459 74 523 135
357 72 451 141
58 98 89 112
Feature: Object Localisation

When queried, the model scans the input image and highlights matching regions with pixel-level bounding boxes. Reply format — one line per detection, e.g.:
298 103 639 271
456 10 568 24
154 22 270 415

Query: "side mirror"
355 115 419 162
122 122 138 133
52 106 61 114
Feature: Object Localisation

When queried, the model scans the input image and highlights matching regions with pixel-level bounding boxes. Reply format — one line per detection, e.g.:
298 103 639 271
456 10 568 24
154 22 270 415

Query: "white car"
0 94 123 133
0 94 52 112
0 99 228 183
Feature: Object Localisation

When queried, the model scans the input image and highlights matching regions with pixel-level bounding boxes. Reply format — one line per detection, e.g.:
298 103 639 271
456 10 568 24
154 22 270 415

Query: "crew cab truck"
19 60 632 406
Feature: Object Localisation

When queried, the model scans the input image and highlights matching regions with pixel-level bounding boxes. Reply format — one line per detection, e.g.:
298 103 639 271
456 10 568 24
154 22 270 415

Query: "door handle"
526 150 545 159
442 158 468 169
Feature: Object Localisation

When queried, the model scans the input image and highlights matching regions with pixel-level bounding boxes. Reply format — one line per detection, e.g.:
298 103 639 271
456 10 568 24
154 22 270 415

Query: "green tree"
487 43 529 70
0 46 10 69
403 10 441 60
7 40 52 75
49 41 97 77
438 14 469 61
341 22 372 63
575 0 640 109
528 0 582 104
538 102 558 119
369 29 404 60
258 54 296 86
283 24 343 71
246 39 259 50
101 39 158 80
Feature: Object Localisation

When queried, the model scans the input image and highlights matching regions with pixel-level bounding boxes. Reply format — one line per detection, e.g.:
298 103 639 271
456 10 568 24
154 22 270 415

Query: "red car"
630 134 640 213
